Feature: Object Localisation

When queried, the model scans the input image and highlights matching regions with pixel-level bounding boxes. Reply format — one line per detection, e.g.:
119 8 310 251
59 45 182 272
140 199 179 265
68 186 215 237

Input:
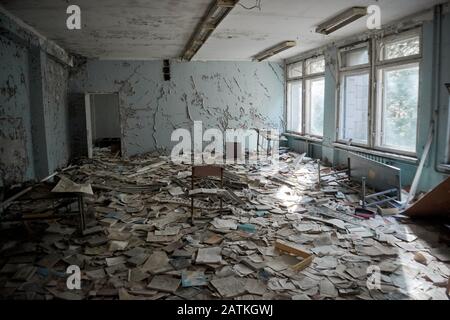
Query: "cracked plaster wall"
0 34 34 186
69 60 284 157
0 9 71 186
41 55 70 174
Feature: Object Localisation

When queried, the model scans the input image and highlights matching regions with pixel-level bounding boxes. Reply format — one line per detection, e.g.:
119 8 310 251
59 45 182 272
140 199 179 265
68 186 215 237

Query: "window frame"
285 55 325 138
374 61 421 155
287 61 303 80
286 80 303 134
338 69 371 146
373 28 422 156
304 74 326 138
337 41 372 147
334 28 422 157
376 28 422 64
338 41 371 72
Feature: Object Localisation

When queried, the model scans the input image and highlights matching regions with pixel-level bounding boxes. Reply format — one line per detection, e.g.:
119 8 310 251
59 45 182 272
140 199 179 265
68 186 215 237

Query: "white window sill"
283 132 323 144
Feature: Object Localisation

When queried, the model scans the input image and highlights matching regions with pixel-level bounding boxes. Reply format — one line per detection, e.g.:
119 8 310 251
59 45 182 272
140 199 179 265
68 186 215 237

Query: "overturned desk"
318 152 402 209
0 176 93 232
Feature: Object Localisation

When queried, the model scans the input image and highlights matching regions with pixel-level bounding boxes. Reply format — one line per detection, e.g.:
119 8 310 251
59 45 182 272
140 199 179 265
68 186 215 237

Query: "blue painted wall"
69 60 284 157
0 9 72 186
0 34 34 185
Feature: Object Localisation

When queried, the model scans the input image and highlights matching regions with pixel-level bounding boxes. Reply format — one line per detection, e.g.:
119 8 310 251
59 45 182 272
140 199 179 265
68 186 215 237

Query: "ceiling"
1 0 445 61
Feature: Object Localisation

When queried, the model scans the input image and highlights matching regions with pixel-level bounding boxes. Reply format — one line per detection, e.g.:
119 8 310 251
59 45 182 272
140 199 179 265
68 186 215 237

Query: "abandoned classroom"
0 0 449 301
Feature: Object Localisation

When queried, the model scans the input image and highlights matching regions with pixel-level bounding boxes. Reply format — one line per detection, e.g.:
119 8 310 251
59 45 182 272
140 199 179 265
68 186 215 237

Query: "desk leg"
256 131 260 156
361 177 367 209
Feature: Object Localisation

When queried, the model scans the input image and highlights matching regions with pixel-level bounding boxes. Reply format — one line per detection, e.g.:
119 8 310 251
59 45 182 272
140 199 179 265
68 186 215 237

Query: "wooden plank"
404 176 450 218
275 240 314 271
275 240 312 259
292 255 314 271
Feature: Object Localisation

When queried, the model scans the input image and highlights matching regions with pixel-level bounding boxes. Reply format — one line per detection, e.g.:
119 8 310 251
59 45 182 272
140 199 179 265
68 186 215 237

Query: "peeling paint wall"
69 60 284 157
0 34 34 186
42 56 70 173
1 8 72 186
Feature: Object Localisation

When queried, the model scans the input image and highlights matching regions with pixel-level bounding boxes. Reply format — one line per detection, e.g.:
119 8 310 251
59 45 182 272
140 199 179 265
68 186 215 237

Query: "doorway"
86 93 121 158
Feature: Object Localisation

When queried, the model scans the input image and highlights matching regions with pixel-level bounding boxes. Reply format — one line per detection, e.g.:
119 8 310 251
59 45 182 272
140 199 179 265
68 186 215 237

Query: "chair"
190 165 224 223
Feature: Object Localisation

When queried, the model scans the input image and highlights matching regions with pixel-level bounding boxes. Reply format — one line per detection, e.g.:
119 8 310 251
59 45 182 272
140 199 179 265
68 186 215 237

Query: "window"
305 56 325 75
338 43 370 145
288 61 303 79
287 81 302 132
334 30 421 155
305 77 325 136
286 55 325 136
340 44 369 68
375 29 421 154
376 63 419 153
339 72 370 143
380 34 420 61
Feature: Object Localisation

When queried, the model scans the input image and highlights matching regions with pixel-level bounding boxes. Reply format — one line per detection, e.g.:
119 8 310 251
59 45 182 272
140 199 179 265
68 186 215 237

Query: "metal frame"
253 41 296 61
181 0 238 61
317 155 402 208
1 192 87 231
361 177 399 209
316 7 367 35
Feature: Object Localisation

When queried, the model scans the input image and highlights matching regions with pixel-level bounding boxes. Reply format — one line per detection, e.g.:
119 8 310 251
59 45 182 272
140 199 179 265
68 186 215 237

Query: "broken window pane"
306 77 325 136
378 63 419 152
287 81 302 133
382 35 420 60
305 56 325 75
287 61 303 79
339 72 369 144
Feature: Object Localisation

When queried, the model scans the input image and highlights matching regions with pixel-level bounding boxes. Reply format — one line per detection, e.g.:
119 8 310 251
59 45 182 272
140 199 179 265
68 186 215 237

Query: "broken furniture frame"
190 165 224 223
318 157 352 188
0 189 87 231
318 152 402 209
0 166 87 231
275 240 314 272
360 177 400 209
254 128 281 157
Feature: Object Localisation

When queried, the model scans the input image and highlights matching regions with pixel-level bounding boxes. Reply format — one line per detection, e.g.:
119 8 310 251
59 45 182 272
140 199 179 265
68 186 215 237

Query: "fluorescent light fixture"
253 41 296 61
316 7 367 35
182 0 238 61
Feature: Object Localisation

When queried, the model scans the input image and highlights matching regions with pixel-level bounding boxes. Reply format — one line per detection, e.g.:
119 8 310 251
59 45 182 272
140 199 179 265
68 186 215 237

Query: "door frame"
85 92 123 158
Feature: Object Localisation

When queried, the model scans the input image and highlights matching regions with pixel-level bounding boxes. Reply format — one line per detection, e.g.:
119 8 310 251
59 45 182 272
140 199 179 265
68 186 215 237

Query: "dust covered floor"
0 150 449 300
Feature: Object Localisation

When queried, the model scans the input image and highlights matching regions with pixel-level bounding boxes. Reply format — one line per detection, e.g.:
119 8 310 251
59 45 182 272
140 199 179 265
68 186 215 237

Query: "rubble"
0 149 448 300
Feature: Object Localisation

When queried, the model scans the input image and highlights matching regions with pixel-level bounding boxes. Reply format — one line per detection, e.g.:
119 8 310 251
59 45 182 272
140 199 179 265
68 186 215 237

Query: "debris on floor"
0 149 448 300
